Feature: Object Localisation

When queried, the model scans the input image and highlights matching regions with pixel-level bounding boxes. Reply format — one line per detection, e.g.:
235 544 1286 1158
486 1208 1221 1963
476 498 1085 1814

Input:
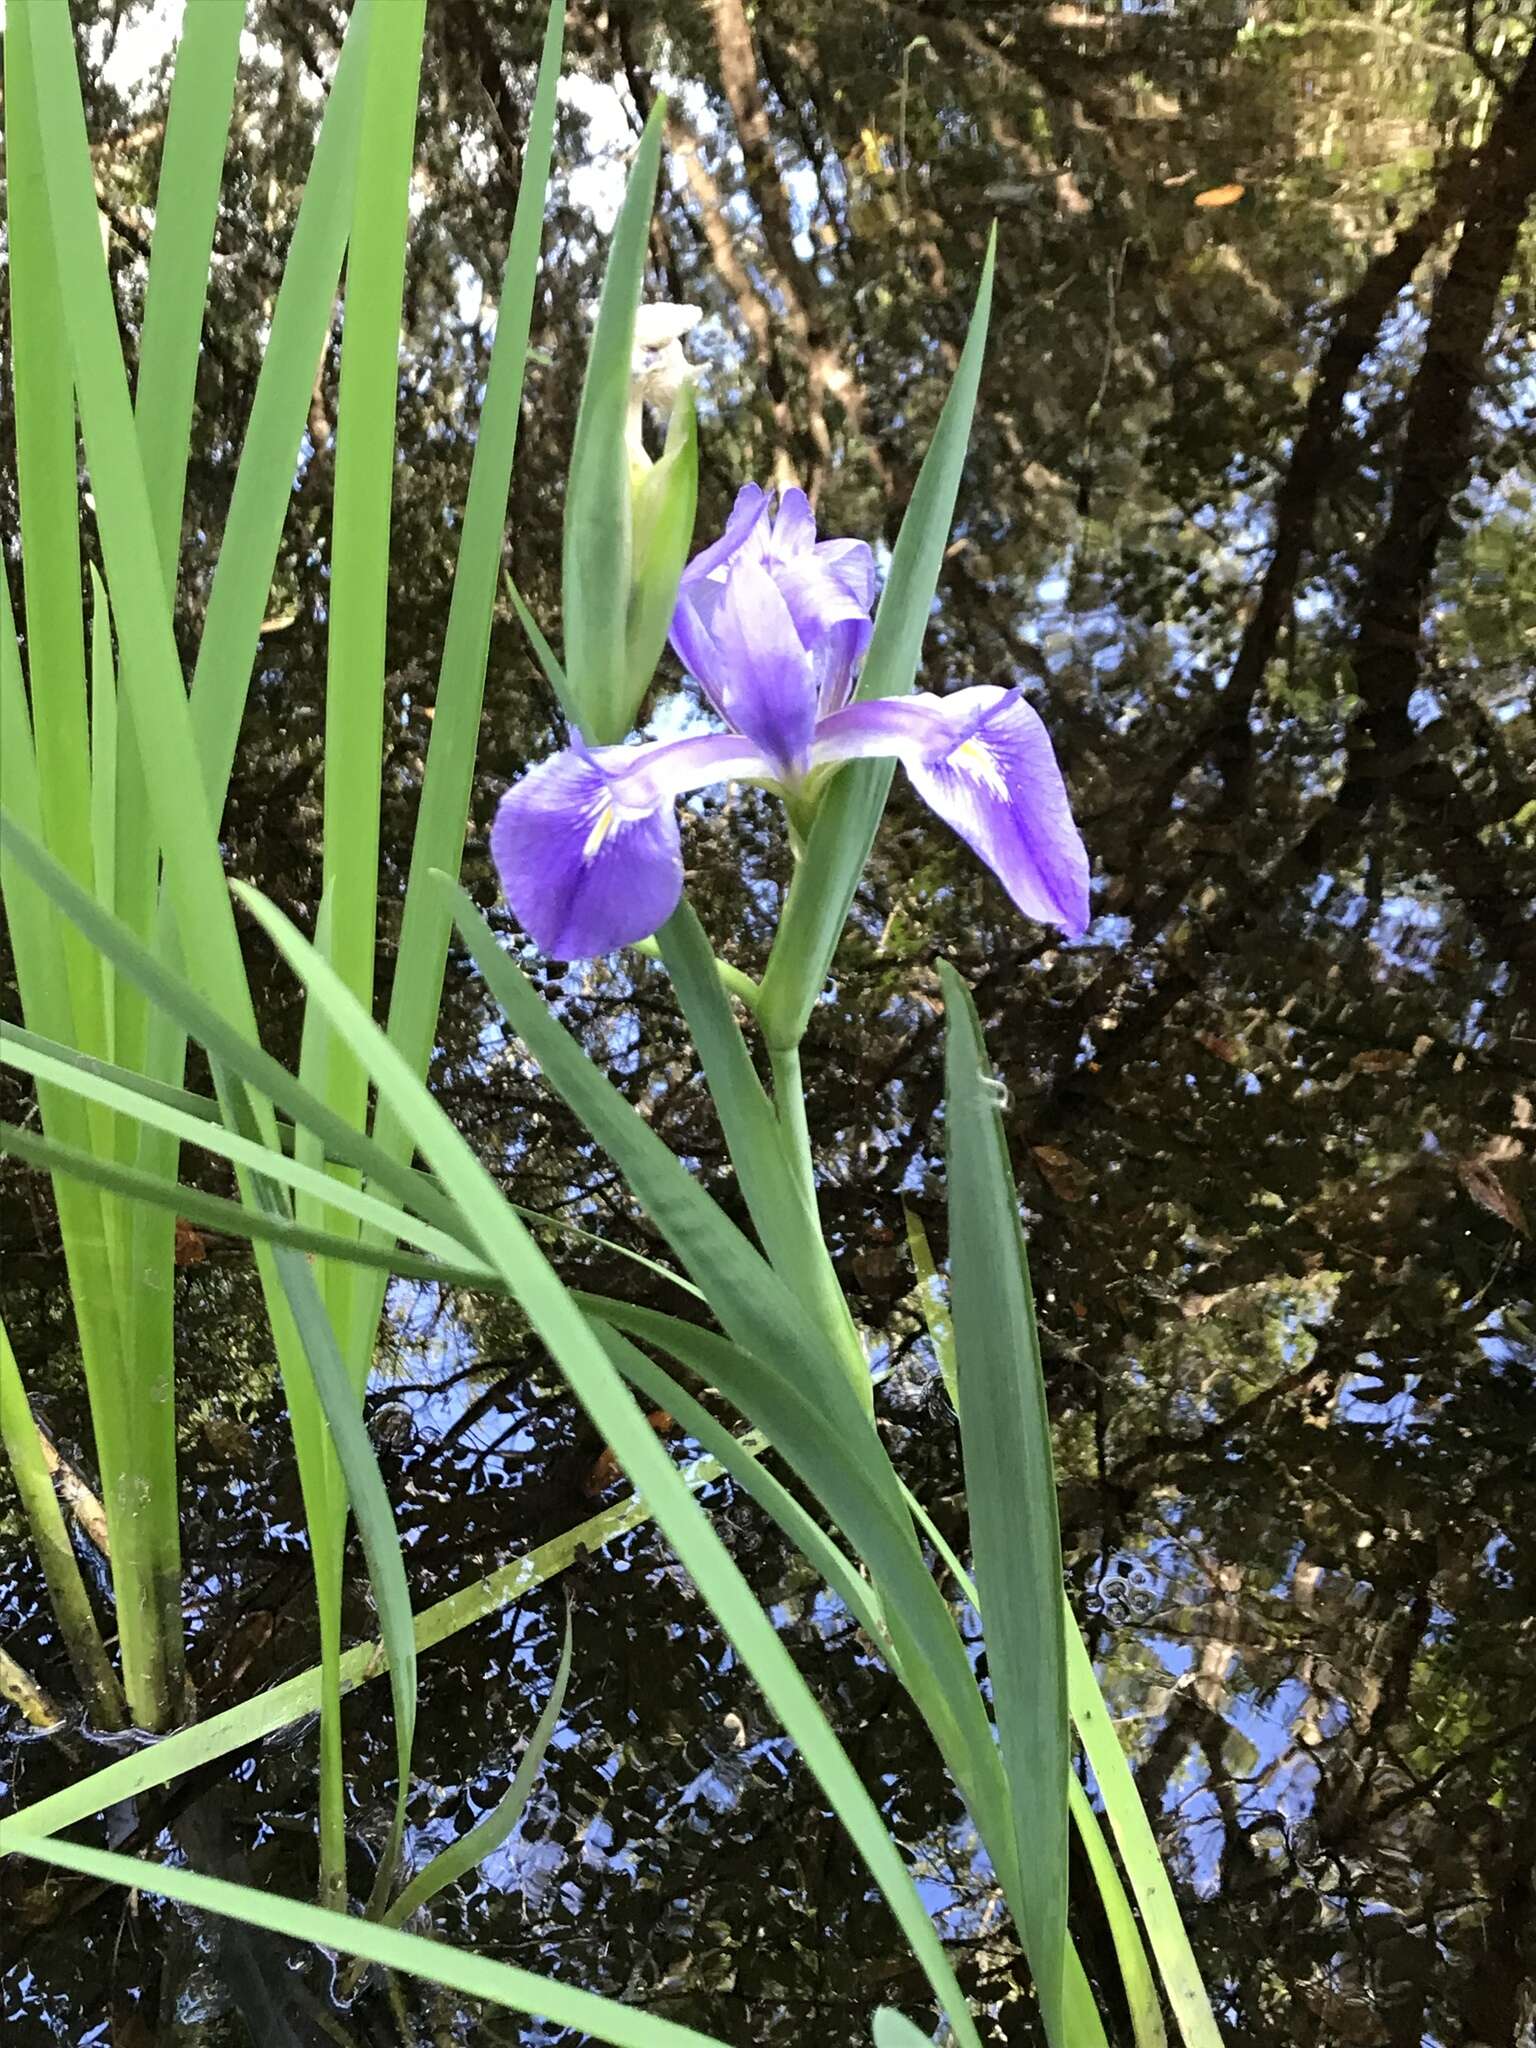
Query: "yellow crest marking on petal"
951 735 1007 797
581 798 618 862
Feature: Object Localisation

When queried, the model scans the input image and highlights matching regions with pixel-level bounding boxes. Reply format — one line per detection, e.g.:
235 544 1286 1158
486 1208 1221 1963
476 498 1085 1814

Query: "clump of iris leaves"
0 5 1220 2046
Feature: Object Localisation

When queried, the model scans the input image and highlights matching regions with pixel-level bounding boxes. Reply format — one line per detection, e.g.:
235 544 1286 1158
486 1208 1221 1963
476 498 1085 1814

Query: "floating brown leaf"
1030 1143 1095 1202
1196 1031 1240 1065
584 1410 677 1497
174 1219 207 1266
1454 1157 1528 1237
1350 1047 1414 1075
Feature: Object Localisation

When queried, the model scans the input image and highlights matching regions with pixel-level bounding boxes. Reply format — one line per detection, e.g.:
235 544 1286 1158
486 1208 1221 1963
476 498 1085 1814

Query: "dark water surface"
3 3 1534 2043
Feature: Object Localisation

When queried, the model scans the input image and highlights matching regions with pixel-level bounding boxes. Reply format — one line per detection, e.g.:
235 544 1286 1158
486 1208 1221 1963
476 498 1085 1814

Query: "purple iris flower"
492 485 1089 959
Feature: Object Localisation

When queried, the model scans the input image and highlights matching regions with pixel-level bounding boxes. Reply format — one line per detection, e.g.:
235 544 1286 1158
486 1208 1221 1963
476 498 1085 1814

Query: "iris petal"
707 558 819 778
492 748 682 959
810 537 877 612
492 731 771 958
669 484 772 711
771 553 870 641
667 589 727 714
812 686 1091 937
670 487 876 732
679 482 769 584
768 487 816 558
771 554 875 712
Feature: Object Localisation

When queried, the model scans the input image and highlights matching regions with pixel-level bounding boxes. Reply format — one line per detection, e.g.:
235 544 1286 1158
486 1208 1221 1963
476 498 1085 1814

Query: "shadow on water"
3 2 1534 2042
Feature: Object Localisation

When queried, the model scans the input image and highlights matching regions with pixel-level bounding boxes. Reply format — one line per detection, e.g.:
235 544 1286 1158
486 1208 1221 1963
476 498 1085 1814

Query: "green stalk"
365 0 564 1187
903 1204 959 1410
4 10 180 1728
87 576 186 1722
302 0 427 1910
1067 1773 1168 2048
942 962 1068 2038
0 1319 128 1731
762 1039 874 1414
319 1 427 1148
123 0 374 1820
4 3 109 1108
377 1604 573 1932
22 0 398 1773
766 1041 820 1219
237 880 988 2048
654 908 870 1412
86 576 118 1066
903 1155 1219 2045
133 0 245 581
109 5 247 1692
7 1834 739 2048
632 933 760 1012
318 0 564 1899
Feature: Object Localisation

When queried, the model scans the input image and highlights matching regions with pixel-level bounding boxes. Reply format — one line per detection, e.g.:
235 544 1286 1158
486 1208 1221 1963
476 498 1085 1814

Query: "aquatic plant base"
0 1439 752 1845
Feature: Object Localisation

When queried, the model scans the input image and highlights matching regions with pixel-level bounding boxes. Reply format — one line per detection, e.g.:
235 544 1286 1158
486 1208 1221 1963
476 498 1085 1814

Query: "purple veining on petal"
813 686 1091 937
706 557 819 778
668 484 773 714
810 537 877 612
491 731 772 957
680 481 770 584
669 485 877 732
492 747 681 959
608 729 775 808
499 487 1089 957
771 554 874 713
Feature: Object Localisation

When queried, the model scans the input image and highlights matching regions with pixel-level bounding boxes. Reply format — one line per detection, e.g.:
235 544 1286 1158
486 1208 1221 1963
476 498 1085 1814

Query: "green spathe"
626 377 700 714
562 99 672 742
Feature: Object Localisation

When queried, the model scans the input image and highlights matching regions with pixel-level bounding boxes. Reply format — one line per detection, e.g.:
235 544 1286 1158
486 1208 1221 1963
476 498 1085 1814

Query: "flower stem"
767 1041 872 1415
653 907 869 1413
767 1042 817 1215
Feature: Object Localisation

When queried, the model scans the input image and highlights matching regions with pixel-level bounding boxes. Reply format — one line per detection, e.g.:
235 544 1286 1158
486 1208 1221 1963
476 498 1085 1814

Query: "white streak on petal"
581 798 619 862
950 735 1009 798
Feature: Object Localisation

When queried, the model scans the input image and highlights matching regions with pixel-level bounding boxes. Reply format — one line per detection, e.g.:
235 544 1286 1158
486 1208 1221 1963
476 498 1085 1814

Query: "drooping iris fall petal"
813 686 1091 937
491 732 769 958
495 488 1090 958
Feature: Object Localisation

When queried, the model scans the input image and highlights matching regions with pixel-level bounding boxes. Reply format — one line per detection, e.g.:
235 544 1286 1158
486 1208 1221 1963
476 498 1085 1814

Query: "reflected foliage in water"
2 1 1534 2043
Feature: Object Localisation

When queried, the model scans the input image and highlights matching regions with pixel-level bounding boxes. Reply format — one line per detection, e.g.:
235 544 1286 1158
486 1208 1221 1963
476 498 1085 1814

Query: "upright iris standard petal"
813 686 1091 937
763 486 816 559
669 484 876 725
492 731 772 958
682 480 770 583
668 484 771 711
706 558 819 779
806 537 878 610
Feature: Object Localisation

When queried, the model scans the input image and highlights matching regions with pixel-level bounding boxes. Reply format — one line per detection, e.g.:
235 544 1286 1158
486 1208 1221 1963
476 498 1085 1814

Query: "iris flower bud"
623 306 701 722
